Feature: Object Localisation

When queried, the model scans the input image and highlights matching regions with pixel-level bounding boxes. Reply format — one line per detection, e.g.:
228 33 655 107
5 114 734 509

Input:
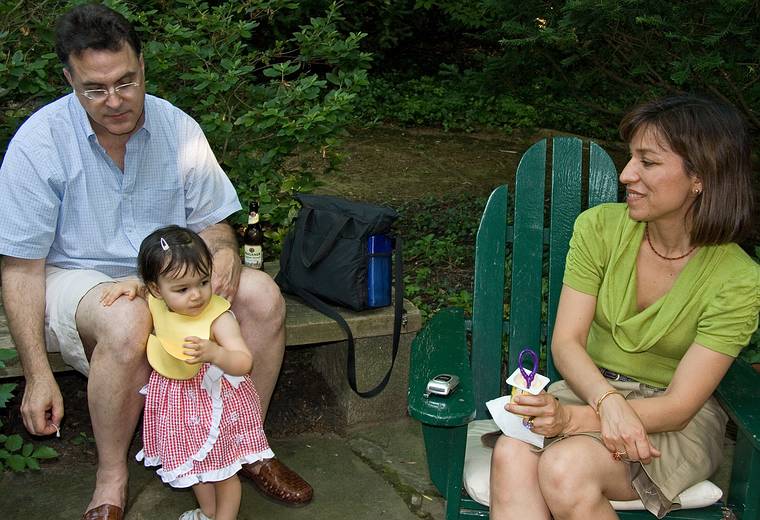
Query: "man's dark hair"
55 3 141 67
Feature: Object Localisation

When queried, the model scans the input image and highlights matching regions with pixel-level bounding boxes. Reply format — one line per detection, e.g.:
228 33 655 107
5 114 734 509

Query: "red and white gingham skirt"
137 364 274 488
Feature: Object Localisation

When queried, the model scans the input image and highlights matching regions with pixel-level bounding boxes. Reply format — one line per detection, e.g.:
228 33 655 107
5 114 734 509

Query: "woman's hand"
597 392 661 464
183 336 221 365
506 392 571 438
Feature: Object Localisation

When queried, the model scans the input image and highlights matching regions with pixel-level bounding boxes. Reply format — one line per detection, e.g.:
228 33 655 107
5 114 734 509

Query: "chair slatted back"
471 137 618 419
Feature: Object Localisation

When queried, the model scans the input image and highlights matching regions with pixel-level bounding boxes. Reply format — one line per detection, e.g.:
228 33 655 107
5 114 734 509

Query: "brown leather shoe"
81 504 123 520
240 458 313 506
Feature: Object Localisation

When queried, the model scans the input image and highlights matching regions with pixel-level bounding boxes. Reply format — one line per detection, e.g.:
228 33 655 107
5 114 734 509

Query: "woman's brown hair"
619 95 754 245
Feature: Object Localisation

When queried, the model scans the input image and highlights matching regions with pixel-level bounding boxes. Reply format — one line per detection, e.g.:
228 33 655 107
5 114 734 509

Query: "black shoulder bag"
275 194 404 398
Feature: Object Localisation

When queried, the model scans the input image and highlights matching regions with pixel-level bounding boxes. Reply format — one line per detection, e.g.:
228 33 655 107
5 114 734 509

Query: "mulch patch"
265 347 342 437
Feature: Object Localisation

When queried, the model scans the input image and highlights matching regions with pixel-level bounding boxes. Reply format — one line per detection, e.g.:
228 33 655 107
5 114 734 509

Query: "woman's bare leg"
489 435 551 520
538 436 638 520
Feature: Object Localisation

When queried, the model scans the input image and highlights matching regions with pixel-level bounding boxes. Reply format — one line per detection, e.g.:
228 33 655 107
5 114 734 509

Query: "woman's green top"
563 203 760 388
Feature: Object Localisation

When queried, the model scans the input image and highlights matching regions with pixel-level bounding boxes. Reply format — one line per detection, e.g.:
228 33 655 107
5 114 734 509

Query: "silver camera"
424 374 460 397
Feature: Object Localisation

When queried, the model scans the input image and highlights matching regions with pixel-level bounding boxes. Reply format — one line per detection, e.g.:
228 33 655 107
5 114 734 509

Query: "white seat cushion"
462 419 722 510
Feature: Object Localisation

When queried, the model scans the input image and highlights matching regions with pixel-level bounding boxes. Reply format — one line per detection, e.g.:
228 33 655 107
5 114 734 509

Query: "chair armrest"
715 359 760 452
407 307 475 427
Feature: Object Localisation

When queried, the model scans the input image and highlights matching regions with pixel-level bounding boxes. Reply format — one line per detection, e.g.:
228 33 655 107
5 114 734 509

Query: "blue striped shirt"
0 94 241 277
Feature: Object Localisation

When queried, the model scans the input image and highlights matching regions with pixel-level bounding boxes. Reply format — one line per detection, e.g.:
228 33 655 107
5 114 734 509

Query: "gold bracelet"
594 390 622 416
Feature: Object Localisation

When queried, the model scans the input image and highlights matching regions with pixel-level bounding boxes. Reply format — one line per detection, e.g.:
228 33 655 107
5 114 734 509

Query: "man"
0 4 312 519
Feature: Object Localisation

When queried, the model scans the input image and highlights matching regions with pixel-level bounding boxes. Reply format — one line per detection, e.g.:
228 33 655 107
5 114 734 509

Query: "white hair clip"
160 237 170 251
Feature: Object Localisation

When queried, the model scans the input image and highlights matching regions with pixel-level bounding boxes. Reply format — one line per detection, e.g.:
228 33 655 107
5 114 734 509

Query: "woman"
489 95 760 519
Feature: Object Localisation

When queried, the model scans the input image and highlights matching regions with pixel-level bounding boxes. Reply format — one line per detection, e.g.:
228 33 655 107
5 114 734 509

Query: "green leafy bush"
130 0 371 252
743 329 760 365
0 350 18 429
410 0 760 138
395 193 484 318
355 70 538 132
0 349 59 472
0 433 59 472
0 1 64 155
1 0 371 256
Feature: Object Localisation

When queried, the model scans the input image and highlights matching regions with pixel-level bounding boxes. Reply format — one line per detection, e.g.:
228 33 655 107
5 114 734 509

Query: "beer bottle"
243 201 264 269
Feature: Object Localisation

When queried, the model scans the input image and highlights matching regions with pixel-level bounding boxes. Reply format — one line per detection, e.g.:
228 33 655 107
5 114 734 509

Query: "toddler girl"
101 225 274 520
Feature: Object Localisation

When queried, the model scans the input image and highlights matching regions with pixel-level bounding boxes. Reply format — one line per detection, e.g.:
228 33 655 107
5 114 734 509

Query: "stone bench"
0 282 422 431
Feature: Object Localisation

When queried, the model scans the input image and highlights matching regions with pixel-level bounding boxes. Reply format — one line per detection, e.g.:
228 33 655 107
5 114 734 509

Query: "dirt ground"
314 125 628 204
316 126 530 203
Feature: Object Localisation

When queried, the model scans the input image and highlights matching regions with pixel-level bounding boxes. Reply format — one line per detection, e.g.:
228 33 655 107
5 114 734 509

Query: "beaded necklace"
645 224 697 261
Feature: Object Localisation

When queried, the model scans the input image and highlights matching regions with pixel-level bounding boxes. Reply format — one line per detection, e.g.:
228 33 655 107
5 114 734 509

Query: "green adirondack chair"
407 137 760 520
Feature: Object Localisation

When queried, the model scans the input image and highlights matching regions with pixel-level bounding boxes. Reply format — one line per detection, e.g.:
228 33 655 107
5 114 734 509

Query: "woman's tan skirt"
541 380 727 518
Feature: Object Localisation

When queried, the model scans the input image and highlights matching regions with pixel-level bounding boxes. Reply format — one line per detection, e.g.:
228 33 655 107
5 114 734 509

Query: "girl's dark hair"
55 3 142 67
138 226 212 288
619 94 754 245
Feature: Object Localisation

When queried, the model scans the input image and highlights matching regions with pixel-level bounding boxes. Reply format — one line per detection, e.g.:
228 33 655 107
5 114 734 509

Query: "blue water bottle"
367 234 392 308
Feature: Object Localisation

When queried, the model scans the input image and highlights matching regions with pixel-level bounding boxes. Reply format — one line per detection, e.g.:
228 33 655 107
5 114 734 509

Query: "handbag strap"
290 237 404 399
296 208 351 269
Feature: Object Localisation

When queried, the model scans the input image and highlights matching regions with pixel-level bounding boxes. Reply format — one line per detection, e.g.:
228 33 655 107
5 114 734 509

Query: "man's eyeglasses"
78 82 141 101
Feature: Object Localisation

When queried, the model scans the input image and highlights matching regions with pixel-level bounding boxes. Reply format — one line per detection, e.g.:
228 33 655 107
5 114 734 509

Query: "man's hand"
211 248 242 301
198 222 242 301
20 373 64 436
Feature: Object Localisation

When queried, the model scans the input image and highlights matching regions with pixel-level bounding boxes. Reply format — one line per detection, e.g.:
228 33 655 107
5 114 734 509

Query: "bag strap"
296 208 351 269
289 237 404 398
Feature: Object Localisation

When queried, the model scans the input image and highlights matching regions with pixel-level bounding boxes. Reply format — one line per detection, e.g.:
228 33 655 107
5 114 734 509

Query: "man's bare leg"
231 268 285 417
232 269 313 505
76 287 152 512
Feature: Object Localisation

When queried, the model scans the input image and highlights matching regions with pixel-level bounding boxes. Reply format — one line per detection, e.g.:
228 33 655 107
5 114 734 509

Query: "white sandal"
178 508 213 520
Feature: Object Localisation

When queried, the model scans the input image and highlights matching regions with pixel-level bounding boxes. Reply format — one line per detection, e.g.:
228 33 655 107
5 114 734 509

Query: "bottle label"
248 213 259 224
244 244 263 269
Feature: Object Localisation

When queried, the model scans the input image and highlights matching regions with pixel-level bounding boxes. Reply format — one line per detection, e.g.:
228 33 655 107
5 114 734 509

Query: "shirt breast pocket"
131 186 186 238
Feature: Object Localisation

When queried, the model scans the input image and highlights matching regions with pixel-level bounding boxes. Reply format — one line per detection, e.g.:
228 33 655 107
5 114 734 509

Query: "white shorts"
45 266 123 376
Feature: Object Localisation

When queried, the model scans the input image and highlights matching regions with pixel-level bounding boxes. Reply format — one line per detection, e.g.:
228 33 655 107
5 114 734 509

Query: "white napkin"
485 395 544 448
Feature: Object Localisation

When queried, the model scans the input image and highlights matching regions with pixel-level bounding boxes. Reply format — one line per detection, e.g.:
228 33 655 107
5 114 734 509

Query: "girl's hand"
100 281 142 306
182 336 221 365
506 392 571 437
597 393 661 464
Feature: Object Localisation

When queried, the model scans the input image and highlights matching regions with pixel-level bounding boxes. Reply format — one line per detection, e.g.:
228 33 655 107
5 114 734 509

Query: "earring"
694 188 702 195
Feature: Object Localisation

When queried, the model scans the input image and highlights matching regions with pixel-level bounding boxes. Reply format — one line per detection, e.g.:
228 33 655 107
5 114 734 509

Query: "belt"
600 367 638 383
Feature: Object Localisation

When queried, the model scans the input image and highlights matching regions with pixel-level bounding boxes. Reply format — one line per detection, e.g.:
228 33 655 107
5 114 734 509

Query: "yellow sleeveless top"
146 294 231 380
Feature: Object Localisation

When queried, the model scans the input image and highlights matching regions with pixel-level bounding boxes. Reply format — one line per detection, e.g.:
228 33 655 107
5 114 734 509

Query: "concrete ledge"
309 329 417 430
283 293 421 346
